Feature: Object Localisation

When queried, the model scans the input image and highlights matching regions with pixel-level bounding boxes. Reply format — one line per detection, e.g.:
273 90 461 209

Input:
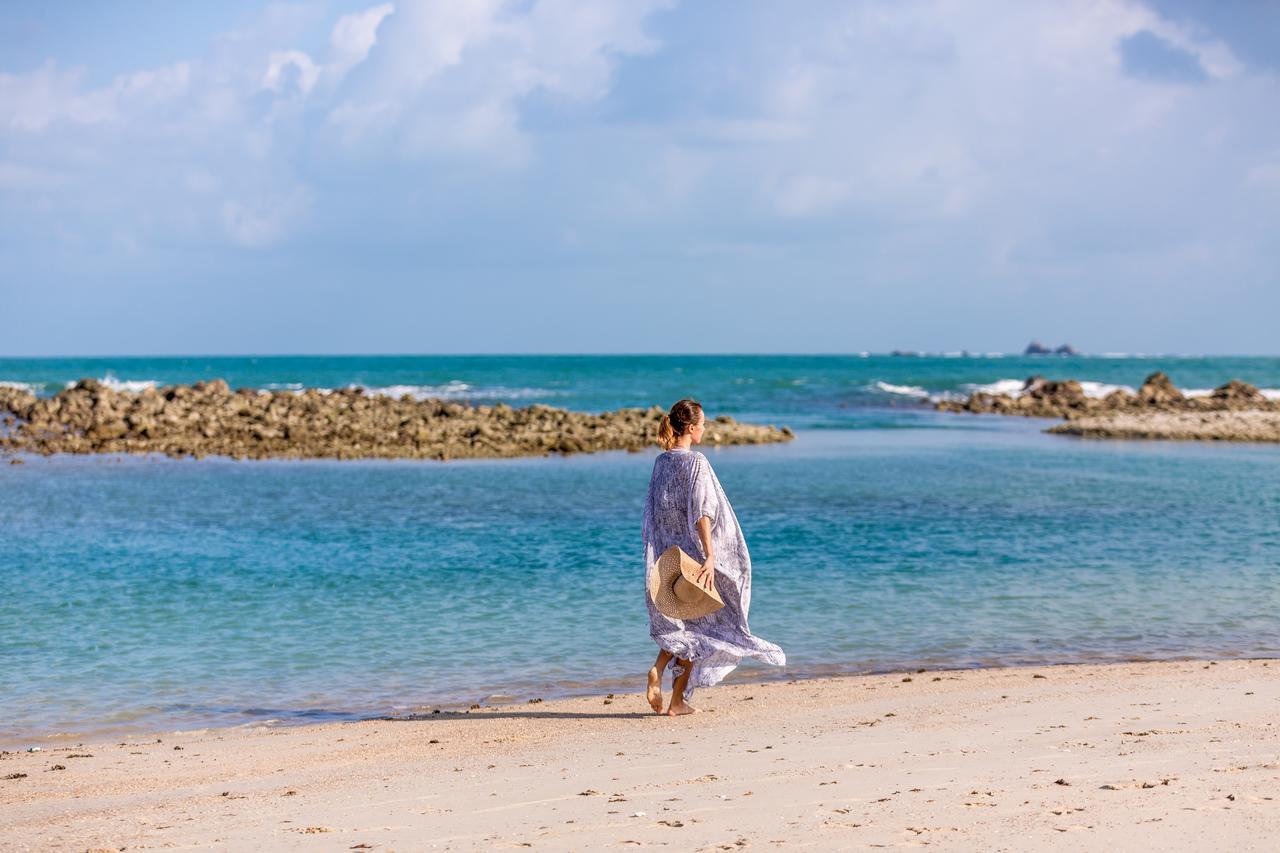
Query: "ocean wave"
0 380 42 393
346 382 560 401
1184 387 1280 401
963 378 1135 399
62 376 158 393
255 381 560 401
965 379 1026 396
872 381 930 399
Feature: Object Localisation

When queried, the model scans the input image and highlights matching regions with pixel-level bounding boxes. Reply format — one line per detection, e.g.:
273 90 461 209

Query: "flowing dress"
643 446 786 702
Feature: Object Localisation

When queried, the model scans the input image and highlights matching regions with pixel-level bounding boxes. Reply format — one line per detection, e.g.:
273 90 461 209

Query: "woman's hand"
695 554 716 592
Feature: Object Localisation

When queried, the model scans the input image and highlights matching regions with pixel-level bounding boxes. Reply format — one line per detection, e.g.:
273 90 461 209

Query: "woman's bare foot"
646 666 664 713
665 701 700 716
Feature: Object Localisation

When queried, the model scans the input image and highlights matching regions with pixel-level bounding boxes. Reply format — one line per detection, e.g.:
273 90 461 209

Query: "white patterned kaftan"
643 447 786 702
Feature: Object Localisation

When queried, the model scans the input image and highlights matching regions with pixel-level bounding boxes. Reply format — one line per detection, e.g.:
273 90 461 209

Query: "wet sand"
3 659 1279 851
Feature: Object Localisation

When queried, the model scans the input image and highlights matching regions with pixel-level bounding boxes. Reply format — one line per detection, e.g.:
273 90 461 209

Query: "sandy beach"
4 659 1278 851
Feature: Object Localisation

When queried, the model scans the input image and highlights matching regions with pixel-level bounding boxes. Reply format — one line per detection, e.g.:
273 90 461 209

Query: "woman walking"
643 398 786 716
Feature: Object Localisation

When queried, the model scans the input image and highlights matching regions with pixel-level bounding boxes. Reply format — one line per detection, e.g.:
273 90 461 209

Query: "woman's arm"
694 515 715 591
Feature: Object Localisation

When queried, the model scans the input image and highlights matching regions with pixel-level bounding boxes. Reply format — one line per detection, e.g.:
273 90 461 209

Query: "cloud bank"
1 0 1277 354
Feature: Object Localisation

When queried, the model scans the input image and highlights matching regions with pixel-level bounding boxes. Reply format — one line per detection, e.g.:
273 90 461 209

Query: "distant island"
1024 340 1078 355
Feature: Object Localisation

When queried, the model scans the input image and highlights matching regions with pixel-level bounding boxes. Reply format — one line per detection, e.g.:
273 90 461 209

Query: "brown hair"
657 398 703 451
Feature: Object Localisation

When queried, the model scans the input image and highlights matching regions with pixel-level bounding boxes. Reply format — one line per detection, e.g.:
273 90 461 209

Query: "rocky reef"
0 380 793 461
1047 411 1280 443
934 371 1280 443
934 371 1278 420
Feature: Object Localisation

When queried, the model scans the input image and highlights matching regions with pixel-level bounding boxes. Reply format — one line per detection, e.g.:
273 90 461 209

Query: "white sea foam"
1184 387 1280 401
966 379 1026 396
63 376 158 393
0 380 41 393
1077 381 1136 398
873 381 930 399
349 381 559 401
965 378 1134 398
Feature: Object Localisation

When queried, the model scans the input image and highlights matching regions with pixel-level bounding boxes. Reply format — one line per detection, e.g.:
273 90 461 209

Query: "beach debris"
173 745 183 750
3 773 27 780
631 811 647 817
901 677 912 682
48 764 66 771
283 790 297 796
350 845 374 850
470 703 481 710
527 697 543 704
294 826 333 833
67 753 93 758
1033 674 1047 679
1054 779 1070 786
578 789 601 796
428 739 440 744
25 747 41 752
657 819 685 827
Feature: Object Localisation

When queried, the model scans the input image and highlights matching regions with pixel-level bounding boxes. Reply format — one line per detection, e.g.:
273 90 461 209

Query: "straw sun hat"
648 545 725 620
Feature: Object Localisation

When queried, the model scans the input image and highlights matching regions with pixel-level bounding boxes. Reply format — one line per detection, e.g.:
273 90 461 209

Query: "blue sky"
1 0 1277 355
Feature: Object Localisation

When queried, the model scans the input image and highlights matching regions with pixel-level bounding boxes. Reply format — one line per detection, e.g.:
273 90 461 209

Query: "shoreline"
8 651 1277 752
5 658 1279 850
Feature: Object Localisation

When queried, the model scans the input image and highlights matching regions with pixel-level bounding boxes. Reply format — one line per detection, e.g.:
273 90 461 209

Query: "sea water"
2 355 1279 744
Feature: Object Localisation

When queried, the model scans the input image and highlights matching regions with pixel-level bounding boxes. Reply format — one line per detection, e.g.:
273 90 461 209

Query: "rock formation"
1023 341 1078 355
0 380 794 461
1049 411 1280 444
935 372 1278 421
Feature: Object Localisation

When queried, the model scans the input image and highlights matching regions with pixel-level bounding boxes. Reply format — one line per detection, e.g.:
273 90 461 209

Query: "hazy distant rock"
1024 341 1078 355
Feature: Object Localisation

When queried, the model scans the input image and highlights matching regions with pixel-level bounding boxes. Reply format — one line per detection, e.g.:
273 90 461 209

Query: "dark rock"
1136 372 1182 406
1211 380 1265 405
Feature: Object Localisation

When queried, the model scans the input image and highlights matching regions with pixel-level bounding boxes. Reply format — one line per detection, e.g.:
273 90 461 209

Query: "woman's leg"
666 657 699 716
647 648 673 713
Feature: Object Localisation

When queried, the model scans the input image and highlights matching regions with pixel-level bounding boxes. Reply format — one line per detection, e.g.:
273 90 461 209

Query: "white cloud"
220 184 315 248
328 3 396 80
262 50 320 95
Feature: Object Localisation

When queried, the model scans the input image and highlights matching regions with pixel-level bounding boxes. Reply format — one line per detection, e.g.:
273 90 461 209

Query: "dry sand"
3 659 1279 851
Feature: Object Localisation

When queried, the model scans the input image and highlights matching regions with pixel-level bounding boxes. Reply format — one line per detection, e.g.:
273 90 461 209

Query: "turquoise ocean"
3 354 1280 745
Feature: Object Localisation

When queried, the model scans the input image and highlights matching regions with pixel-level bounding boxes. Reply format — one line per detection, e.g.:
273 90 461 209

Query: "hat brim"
648 545 725 620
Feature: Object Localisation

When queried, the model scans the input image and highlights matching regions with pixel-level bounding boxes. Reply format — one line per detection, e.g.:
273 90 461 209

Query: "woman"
643 398 786 716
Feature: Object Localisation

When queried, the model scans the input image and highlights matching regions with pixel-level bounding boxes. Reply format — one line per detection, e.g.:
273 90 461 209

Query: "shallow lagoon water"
4 407 1279 744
